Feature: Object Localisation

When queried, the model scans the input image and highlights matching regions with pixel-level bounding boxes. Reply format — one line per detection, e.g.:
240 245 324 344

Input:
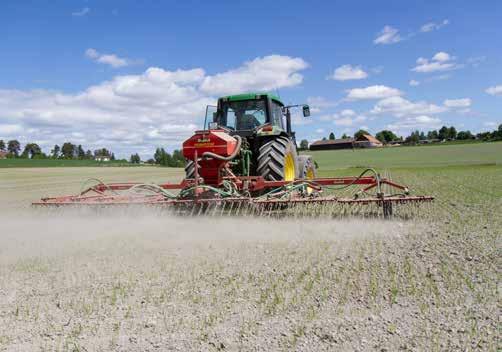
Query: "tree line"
0 140 117 161
298 124 502 149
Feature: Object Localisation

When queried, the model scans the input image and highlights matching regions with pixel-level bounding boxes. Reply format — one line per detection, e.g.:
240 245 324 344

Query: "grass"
304 141 502 171
0 158 136 168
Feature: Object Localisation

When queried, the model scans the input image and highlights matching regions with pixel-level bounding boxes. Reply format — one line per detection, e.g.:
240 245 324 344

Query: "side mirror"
302 105 310 117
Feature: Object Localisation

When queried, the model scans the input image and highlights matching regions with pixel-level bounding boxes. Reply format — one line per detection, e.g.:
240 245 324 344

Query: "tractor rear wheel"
257 136 299 181
297 155 317 180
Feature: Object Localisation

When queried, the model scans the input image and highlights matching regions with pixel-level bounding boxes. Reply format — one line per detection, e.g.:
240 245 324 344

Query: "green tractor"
185 93 316 183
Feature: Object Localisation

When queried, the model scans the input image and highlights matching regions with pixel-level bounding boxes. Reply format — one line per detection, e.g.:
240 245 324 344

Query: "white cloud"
72 7 90 17
307 96 337 113
328 65 368 81
0 124 23 136
85 48 132 68
387 115 442 132
409 80 420 86
199 55 308 95
412 52 461 73
0 55 308 157
420 19 449 32
486 85 502 96
443 98 471 108
371 96 447 117
346 85 402 100
483 121 498 128
315 128 325 134
374 26 401 45
319 110 366 126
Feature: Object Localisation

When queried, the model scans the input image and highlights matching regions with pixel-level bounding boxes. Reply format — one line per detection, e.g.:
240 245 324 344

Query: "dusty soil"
0 167 500 351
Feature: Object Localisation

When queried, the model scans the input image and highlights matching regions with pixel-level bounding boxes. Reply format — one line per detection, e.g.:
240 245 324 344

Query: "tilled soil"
0 167 500 351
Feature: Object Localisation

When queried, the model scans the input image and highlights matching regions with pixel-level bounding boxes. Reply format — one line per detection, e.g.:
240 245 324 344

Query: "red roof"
356 134 382 145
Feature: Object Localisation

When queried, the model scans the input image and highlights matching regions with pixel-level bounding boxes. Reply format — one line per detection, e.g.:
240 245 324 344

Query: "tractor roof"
221 93 283 105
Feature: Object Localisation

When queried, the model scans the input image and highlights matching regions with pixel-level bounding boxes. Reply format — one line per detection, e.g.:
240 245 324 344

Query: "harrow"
33 168 433 219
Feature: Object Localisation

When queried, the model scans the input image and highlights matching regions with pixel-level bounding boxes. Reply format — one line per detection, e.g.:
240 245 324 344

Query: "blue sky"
1 0 501 158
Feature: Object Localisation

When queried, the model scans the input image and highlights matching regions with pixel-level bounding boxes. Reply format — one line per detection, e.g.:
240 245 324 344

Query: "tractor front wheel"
257 137 299 181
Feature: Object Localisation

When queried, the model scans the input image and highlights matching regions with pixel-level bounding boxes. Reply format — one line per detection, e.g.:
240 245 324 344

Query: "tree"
21 143 42 159
375 130 398 144
299 139 309 150
130 153 141 164
341 133 349 139
427 130 438 140
457 130 474 140
0 140 5 152
61 142 76 159
94 148 111 158
447 126 457 140
419 131 426 141
77 145 85 159
7 140 21 157
110 153 116 161
51 144 60 159
85 150 93 160
405 131 420 145
329 132 335 140
354 129 369 139
438 126 449 140
322 137 327 141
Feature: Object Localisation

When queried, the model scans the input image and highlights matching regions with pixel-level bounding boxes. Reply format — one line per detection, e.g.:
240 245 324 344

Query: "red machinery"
33 129 433 218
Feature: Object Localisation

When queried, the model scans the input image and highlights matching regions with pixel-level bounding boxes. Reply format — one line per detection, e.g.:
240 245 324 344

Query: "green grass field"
304 141 502 172
0 158 135 168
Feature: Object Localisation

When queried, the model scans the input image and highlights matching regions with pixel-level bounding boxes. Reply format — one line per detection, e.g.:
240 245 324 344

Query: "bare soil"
0 167 499 351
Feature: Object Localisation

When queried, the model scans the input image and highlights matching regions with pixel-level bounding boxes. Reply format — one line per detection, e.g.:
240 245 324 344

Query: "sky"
1 0 501 158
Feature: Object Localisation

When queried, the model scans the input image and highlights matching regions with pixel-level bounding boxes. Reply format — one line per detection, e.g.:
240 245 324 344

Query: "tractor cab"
204 93 310 139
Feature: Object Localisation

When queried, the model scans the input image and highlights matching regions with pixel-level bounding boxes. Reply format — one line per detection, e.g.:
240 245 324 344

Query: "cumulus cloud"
327 65 368 81
72 7 90 16
85 48 133 68
0 55 308 157
346 85 402 100
307 96 337 113
409 80 420 86
199 55 308 95
371 96 447 117
374 26 401 45
486 85 502 96
420 19 449 32
443 98 471 108
412 52 461 73
319 110 366 127
388 115 442 131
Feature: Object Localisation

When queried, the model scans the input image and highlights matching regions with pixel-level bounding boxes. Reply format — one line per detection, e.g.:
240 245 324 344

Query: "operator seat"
237 114 260 130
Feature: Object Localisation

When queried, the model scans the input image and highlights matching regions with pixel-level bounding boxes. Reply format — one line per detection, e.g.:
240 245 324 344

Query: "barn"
354 134 383 148
309 138 355 151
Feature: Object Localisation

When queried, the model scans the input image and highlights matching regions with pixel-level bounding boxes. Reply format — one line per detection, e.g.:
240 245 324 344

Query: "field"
0 159 133 168
0 144 500 351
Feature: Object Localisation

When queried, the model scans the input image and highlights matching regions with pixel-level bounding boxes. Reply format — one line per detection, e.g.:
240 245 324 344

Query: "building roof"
310 138 355 146
356 134 383 145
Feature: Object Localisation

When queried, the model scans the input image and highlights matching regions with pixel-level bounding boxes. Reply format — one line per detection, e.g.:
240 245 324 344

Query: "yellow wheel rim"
305 166 315 194
284 153 296 181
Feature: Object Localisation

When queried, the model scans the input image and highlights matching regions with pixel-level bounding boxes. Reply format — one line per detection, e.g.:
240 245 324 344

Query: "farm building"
309 134 383 151
95 156 110 162
309 138 355 151
0 151 7 159
354 134 383 148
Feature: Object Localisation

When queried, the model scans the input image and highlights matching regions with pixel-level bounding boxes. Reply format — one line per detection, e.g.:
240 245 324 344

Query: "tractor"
184 93 316 188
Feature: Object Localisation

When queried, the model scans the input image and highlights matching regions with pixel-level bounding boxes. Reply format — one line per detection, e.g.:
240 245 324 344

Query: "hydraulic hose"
201 135 242 161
